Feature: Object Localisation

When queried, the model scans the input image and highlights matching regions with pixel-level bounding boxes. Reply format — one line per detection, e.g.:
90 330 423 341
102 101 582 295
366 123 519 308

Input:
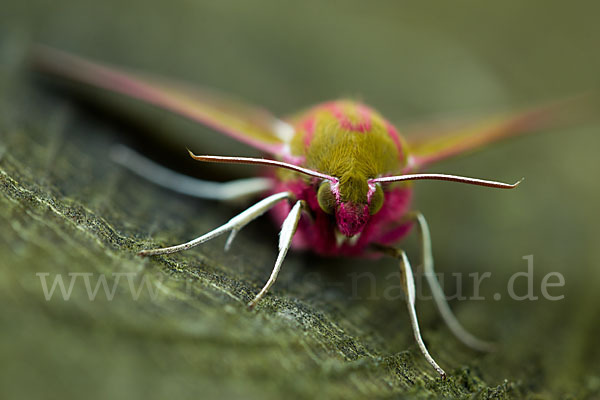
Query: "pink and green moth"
34 46 572 379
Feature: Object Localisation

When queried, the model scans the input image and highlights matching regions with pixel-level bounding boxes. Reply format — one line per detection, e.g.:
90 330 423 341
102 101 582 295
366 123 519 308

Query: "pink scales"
268 100 414 257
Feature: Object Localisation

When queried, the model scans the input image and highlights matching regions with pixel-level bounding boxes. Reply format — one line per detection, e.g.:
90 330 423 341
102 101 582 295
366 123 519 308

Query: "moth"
33 46 573 378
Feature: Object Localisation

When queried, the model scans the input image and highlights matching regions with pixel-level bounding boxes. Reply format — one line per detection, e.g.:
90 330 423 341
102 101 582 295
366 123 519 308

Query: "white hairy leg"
139 191 291 256
248 200 304 308
409 211 495 352
377 245 446 378
110 144 273 200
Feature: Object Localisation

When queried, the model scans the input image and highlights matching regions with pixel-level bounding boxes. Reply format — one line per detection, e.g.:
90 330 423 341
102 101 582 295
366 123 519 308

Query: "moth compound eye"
368 183 384 215
317 182 336 214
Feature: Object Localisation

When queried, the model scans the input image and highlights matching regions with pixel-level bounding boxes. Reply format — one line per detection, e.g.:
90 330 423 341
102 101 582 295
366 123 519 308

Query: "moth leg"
248 200 304 309
110 144 273 200
139 191 291 256
376 245 446 379
408 211 496 352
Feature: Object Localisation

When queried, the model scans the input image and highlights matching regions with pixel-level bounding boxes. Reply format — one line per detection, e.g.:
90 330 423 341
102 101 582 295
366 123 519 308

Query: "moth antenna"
188 150 338 182
369 174 523 189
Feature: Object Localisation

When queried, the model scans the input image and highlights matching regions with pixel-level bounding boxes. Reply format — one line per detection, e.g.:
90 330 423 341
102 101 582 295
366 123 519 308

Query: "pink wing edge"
403 94 593 172
31 45 288 156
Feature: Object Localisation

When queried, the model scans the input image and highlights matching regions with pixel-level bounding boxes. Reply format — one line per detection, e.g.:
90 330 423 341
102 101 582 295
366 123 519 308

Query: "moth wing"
404 97 585 171
33 46 291 155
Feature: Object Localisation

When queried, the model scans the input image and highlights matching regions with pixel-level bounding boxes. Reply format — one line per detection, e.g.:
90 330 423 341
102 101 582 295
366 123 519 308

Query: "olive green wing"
404 97 587 171
33 46 292 155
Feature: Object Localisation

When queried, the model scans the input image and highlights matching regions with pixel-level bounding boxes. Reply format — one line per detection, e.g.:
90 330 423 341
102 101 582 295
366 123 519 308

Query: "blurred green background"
1 1 599 399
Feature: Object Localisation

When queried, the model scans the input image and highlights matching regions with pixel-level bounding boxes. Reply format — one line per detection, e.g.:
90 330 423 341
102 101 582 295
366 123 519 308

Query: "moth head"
317 178 384 237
